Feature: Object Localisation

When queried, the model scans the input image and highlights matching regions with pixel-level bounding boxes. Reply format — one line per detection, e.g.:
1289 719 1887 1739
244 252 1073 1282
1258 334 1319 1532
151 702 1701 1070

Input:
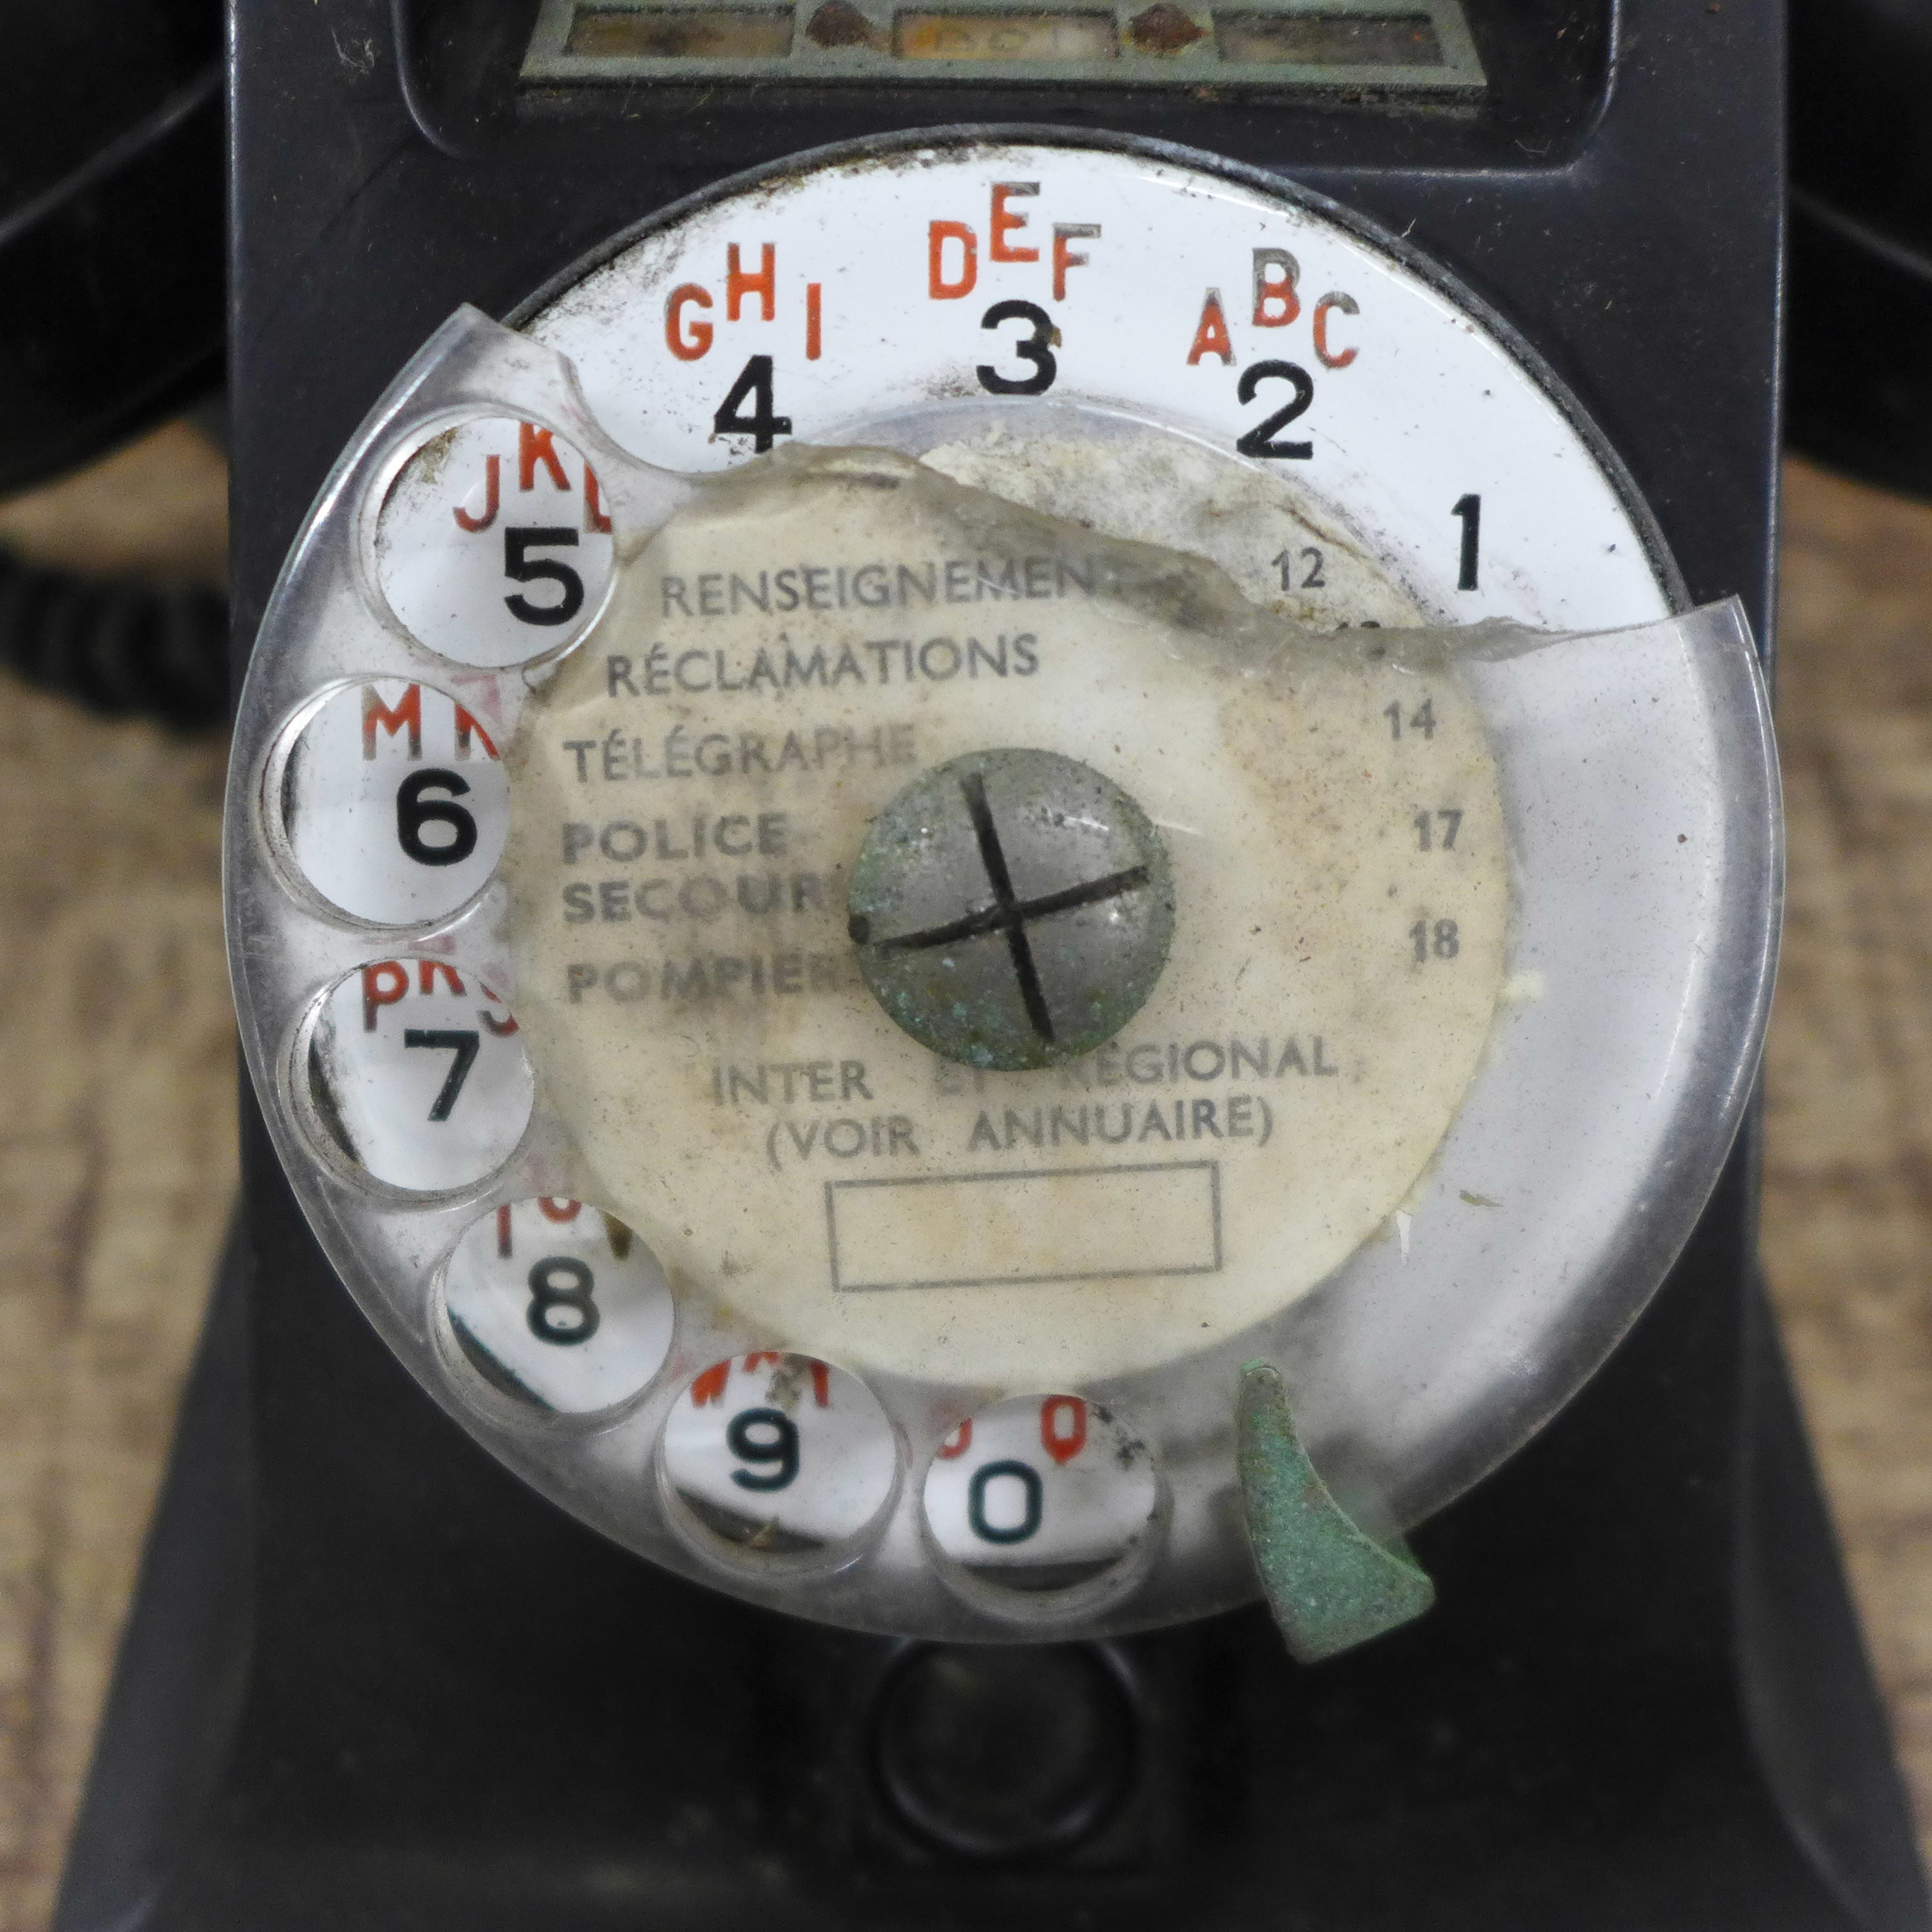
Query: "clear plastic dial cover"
225 132 1779 1640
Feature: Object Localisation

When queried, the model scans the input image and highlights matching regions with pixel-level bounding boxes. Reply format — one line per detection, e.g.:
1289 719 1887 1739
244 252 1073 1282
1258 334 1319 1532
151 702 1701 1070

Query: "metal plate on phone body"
520 0 1486 96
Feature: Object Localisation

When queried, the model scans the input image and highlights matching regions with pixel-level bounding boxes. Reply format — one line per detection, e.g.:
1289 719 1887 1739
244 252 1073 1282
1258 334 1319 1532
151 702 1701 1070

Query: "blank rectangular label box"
828 1160 1222 1292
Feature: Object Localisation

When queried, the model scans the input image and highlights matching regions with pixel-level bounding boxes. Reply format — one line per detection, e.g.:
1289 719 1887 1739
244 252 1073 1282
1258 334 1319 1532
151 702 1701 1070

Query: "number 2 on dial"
1236 362 1315 459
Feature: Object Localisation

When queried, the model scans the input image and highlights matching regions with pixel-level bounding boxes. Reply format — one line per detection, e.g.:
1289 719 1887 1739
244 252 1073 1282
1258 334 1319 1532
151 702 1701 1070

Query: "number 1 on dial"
1453 494 1481 591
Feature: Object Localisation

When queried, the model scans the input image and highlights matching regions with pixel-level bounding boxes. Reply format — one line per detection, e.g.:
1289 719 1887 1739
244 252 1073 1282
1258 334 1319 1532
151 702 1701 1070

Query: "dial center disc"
499 439 1510 1385
849 748 1175 1070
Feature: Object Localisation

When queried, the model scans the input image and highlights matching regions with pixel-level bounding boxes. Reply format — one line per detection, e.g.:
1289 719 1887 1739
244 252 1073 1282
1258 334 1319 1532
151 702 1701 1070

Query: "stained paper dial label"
503 452 1508 1385
487 138 1675 1388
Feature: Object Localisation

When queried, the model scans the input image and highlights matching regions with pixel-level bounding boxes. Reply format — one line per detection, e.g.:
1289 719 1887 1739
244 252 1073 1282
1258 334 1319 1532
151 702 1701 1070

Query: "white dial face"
303 957 533 1193
923 1395 1161 1599
525 141 1675 632
225 133 1779 1641
660 1352 900 1558
485 139 1668 1389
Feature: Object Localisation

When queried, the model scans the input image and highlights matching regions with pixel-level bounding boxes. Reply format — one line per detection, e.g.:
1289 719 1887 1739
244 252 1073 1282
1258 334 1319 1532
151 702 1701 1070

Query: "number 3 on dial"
978 301 1057 396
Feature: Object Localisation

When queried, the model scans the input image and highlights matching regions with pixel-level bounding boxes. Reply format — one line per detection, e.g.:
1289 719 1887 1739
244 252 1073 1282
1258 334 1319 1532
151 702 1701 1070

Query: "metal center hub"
847 749 1174 1071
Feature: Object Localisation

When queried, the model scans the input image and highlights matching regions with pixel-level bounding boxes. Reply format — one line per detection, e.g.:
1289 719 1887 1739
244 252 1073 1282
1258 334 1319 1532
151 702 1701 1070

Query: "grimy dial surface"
227 133 1765 1642
495 138 1674 1392
505 448 1513 1387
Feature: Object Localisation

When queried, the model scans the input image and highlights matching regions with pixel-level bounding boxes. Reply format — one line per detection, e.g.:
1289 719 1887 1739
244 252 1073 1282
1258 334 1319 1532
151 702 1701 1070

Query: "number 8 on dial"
441 1198 675 1414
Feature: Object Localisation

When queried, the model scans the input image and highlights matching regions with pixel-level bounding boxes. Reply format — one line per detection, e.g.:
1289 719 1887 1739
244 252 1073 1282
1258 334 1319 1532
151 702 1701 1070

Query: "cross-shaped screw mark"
849 772 1152 1046
849 749 1173 1070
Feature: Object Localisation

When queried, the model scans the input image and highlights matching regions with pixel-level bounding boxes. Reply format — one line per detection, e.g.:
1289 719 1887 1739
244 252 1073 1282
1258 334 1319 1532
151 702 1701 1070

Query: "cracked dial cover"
225 133 1779 1640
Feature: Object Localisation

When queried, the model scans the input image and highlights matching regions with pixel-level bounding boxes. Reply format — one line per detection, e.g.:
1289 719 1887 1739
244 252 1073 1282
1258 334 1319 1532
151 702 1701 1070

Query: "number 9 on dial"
660 1354 898 1562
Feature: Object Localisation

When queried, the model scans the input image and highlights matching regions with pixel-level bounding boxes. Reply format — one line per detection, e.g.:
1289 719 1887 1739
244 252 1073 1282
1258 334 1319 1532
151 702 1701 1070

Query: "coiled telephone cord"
0 546 226 731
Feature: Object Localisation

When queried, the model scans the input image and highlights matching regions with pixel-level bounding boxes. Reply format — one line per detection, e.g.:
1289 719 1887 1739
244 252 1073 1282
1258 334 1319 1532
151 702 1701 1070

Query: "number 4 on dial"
714 355 792 453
